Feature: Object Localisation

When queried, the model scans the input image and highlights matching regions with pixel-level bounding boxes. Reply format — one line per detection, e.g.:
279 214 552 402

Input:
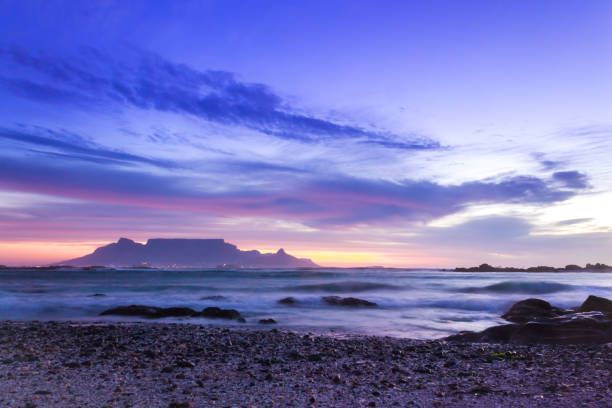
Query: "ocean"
1 268 611 339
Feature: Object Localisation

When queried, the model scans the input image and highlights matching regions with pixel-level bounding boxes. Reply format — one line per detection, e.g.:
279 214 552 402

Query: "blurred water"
0 267 610 339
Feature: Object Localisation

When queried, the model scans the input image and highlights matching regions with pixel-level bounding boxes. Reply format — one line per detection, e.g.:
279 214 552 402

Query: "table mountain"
58 238 318 268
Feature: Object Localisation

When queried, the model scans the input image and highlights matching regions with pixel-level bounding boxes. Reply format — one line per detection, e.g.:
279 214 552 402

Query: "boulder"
501 298 565 323
578 295 612 315
278 297 297 305
322 296 377 307
259 318 277 324
100 305 198 318
446 295 612 345
200 307 242 320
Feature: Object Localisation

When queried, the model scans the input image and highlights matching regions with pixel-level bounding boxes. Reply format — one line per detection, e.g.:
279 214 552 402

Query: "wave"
284 281 401 293
457 281 573 294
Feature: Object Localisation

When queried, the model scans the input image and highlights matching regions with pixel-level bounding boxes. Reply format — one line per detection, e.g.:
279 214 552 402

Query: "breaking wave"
457 281 574 294
285 281 402 293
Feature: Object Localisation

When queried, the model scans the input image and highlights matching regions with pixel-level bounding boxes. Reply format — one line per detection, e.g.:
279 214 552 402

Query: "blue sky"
0 0 611 266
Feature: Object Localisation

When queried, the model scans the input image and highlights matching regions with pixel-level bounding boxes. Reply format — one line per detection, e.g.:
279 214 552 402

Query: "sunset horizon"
1 1 612 271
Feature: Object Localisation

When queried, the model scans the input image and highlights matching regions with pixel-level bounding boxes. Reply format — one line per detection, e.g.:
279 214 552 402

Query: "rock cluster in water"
100 305 246 322
322 296 378 307
446 295 612 344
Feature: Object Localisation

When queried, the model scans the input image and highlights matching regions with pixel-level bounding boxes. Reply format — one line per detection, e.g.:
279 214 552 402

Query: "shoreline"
1 321 610 407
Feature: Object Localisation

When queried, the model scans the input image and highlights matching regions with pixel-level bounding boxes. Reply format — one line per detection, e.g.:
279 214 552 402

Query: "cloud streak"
0 46 438 150
0 149 585 227
0 127 177 169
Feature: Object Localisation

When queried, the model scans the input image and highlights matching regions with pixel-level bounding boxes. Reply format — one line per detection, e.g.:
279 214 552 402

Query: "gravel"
0 321 610 407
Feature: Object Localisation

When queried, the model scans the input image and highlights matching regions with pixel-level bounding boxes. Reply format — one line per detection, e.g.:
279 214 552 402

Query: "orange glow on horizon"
0 240 446 268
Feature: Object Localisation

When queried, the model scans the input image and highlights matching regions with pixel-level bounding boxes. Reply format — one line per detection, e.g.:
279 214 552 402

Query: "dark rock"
259 318 277 324
501 298 565 323
278 297 297 305
100 305 199 318
200 307 242 320
510 312 612 344
578 295 612 315
200 295 228 301
88 293 106 297
169 402 190 408
158 307 200 318
446 295 612 344
323 296 377 307
175 360 195 368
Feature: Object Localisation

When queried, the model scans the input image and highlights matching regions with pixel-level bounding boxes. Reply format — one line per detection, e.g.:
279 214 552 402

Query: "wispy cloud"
0 150 585 227
0 46 438 150
0 127 177 169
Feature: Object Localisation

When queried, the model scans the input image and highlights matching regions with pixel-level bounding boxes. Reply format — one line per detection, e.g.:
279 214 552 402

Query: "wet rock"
578 295 612 315
200 295 228 301
200 307 242 320
88 293 106 297
259 319 277 324
100 305 199 318
175 360 196 368
278 297 297 305
501 298 565 323
447 295 612 344
169 402 190 408
322 296 377 307
510 312 612 344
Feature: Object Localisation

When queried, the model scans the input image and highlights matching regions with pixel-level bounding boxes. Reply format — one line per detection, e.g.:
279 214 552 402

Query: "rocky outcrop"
577 295 612 314
259 318 277 324
100 305 199 318
200 307 242 320
446 295 612 344
100 305 245 321
501 298 566 323
322 296 377 307
278 297 297 305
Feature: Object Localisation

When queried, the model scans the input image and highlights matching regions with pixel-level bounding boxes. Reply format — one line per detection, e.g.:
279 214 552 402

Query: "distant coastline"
453 263 612 272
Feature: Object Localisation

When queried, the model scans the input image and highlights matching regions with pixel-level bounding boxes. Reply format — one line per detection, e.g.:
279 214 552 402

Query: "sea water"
1 268 611 339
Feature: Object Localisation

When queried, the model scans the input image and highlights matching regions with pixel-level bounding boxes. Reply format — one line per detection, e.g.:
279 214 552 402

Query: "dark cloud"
0 46 438 150
0 127 177 169
0 151 581 227
552 170 589 189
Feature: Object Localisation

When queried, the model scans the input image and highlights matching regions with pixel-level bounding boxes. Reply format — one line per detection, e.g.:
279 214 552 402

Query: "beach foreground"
0 322 609 408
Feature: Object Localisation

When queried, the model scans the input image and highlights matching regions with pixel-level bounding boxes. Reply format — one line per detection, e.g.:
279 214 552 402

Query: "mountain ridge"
57 237 318 268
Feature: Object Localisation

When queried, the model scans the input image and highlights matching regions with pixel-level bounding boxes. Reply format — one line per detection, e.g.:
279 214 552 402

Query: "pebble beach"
1 321 610 408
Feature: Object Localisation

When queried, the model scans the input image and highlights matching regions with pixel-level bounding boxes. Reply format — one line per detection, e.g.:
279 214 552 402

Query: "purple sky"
0 0 611 266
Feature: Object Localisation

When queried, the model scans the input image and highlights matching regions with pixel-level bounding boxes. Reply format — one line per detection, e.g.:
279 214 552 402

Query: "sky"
0 0 611 267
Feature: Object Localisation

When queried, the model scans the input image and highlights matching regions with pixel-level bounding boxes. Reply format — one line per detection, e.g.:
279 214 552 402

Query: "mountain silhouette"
58 238 318 268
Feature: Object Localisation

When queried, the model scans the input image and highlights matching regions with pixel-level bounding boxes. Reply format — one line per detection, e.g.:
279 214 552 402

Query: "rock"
446 324 518 343
278 297 297 305
259 318 277 324
446 295 612 344
501 298 565 323
322 296 377 307
157 307 200 318
88 293 106 297
578 295 612 315
175 360 195 368
510 312 612 344
200 295 228 301
169 402 190 408
200 307 242 320
100 305 198 318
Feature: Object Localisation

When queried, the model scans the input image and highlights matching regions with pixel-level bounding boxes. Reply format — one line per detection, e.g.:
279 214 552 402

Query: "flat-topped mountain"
58 238 318 268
